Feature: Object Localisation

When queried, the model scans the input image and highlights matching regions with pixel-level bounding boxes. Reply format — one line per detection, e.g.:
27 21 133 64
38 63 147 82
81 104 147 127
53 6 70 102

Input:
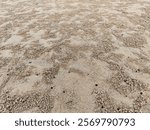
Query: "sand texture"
0 0 150 113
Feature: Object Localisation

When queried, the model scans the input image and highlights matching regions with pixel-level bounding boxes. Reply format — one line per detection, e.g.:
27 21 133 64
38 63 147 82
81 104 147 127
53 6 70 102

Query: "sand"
0 0 150 113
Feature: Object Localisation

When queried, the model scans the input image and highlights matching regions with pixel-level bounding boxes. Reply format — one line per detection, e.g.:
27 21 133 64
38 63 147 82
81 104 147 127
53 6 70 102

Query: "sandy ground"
0 0 150 113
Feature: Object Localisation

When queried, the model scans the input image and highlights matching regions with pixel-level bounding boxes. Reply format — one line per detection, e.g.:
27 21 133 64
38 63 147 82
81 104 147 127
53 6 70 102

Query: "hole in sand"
117 107 120 111
95 84 98 86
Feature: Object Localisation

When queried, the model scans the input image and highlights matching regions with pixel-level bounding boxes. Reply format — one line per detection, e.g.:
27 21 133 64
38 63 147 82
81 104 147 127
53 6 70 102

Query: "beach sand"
0 0 150 113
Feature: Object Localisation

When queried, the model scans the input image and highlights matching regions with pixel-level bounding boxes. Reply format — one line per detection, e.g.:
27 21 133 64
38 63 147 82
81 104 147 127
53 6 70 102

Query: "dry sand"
0 0 150 113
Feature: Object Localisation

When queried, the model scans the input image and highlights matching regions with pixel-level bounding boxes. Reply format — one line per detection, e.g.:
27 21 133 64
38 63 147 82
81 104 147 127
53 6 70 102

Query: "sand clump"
0 89 54 113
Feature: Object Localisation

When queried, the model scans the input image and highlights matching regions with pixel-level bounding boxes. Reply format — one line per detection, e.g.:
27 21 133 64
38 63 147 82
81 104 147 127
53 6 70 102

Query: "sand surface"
0 0 150 113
